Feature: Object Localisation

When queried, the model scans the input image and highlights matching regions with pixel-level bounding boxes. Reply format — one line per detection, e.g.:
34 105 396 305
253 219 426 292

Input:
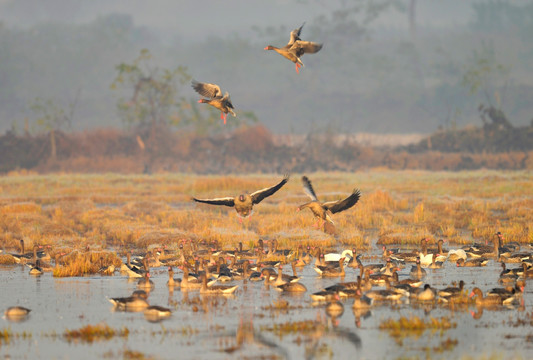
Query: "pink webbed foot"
295 63 300 74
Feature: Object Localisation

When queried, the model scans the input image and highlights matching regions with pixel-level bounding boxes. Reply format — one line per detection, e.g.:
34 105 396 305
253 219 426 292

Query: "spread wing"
250 174 290 205
323 189 361 214
221 92 235 109
301 176 318 201
193 196 235 207
287 22 305 46
291 41 323 56
191 80 223 99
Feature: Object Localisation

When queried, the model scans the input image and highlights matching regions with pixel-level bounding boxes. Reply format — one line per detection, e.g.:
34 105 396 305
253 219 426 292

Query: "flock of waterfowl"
192 22 322 123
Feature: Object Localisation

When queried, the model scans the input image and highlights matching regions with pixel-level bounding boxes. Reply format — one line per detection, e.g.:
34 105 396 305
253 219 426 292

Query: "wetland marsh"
0 170 532 359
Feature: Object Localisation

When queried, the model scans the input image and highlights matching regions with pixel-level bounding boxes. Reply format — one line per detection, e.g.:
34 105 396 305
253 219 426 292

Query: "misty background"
1 0 532 135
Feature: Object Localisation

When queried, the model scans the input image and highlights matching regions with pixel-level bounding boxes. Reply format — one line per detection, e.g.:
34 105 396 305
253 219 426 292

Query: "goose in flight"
297 176 361 228
193 174 290 222
192 80 236 124
264 23 323 73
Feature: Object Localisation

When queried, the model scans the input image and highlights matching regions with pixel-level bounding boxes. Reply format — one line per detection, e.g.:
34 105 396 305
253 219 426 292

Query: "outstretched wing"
191 80 223 99
323 189 361 214
250 174 290 205
291 41 323 56
301 176 318 201
287 22 305 46
193 196 235 207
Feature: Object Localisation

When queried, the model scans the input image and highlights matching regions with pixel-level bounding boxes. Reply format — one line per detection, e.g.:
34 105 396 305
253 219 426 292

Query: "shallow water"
1 245 533 360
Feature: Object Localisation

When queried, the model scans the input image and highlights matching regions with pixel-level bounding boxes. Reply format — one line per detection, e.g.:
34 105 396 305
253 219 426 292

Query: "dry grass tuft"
53 251 122 277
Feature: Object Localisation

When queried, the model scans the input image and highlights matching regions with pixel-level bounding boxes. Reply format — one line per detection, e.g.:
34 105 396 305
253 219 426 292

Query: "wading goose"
264 23 323 73
192 80 236 124
297 176 361 228
193 174 289 222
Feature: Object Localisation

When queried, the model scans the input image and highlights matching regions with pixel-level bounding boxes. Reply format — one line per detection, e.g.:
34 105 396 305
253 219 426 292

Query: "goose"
276 281 307 293
4 306 31 320
191 80 236 124
264 22 323 73
29 259 43 276
411 284 436 301
314 257 346 277
352 289 373 310
409 259 426 279
469 287 503 307
166 266 181 288
109 290 149 311
200 275 238 295
324 249 354 264
297 176 361 229
438 280 465 298
455 258 489 267
428 253 444 269
144 305 172 321
193 174 289 222
325 295 344 319
446 248 467 262
137 272 155 291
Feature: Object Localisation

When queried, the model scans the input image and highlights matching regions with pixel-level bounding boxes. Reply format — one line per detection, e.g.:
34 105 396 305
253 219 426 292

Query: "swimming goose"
469 287 503 307
29 259 43 276
455 257 489 267
438 280 465 298
314 257 346 277
409 259 426 279
193 174 289 222
297 176 361 228
144 305 172 322
109 290 149 311
167 266 181 288
264 23 323 73
200 275 238 295
192 80 236 124
4 306 31 320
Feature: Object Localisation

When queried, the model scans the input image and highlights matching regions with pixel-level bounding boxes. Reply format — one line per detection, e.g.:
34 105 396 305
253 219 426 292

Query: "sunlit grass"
0 170 530 266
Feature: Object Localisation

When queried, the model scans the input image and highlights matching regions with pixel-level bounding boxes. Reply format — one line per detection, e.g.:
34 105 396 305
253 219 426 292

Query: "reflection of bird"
209 318 289 358
193 174 290 222
297 176 361 228
264 23 323 73
192 80 236 124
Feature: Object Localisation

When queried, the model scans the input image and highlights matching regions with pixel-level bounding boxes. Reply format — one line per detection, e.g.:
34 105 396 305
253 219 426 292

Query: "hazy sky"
0 0 471 41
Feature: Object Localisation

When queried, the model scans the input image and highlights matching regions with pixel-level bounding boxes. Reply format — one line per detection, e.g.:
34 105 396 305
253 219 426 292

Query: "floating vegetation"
0 327 33 344
64 323 129 343
261 320 327 338
379 316 457 343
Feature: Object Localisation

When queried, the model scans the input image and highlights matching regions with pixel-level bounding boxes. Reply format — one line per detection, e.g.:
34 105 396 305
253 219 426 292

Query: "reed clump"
379 316 456 340
53 251 122 277
64 323 129 343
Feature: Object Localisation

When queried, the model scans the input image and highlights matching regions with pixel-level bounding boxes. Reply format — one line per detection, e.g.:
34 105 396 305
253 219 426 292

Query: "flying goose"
297 176 361 228
192 80 236 124
264 23 323 73
193 174 290 222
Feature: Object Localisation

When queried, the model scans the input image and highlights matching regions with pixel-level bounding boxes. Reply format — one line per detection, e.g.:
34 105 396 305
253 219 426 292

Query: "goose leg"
295 63 300 74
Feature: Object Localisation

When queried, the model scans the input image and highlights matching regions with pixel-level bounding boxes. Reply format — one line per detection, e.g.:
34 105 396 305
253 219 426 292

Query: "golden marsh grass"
0 170 531 267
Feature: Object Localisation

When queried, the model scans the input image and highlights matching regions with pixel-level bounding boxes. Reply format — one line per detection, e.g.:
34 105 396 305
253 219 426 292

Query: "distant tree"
462 44 513 130
29 92 78 160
